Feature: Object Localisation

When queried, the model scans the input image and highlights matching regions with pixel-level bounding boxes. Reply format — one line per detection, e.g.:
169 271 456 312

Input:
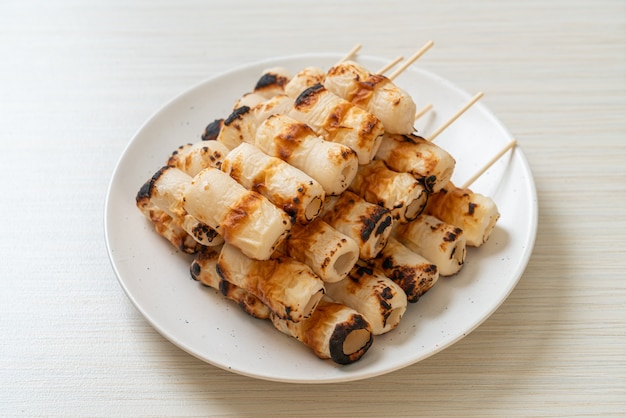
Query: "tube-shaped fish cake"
325 60 416 134
369 237 439 303
255 114 358 196
285 218 360 283
217 243 325 322
289 84 384 165
136 166 223 247
321 191 393 260
167 140 229 176
183 167 291 260
375 133 456 193
425 182 500 247
395 214 467 276
270 296 373 365
284 66 326 99
190 245 271 320
349 159 428 223
325 264 407 335
221 142 325 225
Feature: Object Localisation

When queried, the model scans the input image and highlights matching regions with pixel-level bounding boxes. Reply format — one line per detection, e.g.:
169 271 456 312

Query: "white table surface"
1 0 625 416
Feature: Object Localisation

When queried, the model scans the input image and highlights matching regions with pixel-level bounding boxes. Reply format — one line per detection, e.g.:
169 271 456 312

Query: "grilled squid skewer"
369 237 439 303
217 244 325 323
325 60 417 135
395 215 467 276
325 264 407 335
190 245 271 320
255 114 359 196
349 159 428 223
375 133 456 193
221 142 325 225
425 182 500 247
284 218 360 283
270 296 373 365
182 167 291 260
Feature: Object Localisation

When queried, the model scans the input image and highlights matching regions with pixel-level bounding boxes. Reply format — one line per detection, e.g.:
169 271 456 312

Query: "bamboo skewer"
377 56 404 75
414 103 433 120
426 92 483 142
461 139 517 189
336 43 362 66
388 40 434 81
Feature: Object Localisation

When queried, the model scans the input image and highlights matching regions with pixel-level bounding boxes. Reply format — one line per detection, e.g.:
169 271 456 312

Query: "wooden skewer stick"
414 103 433 120
336 43 362 66
427 92 484 142
388 40 435 81
461 139 518 189
377 56 404 75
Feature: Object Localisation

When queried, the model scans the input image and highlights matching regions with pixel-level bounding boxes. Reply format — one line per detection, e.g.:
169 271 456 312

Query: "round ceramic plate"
104 53 537 383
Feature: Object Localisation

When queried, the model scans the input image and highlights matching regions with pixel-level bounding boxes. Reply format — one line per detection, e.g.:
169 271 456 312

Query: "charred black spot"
375 214 392 236
224 106 251 126
420 175 437 193
381 256 394 270
254 73 287 90
381 286 394 300
218 279 232 296
468 202 477 216
425 264 438 273
294 84 325 108
443 231 458 242
190 261 200 280
202 119 224 141
359 207 391 241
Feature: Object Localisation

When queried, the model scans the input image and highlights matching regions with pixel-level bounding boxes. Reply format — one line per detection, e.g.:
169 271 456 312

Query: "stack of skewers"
135 42 517 365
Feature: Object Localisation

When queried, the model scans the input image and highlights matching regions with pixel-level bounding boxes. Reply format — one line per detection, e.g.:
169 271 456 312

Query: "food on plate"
325 263 407 335
255 114 359 196
424 181 500 247
321 190 393 260
288 83 384 165
375 133 456 193
182 167 291 260
134 52 508 366
221 142 325 225
270 296 373 365
349 159 428 223
217 243 325 322
394 214 467 276
190 245 272 319
368 237 439 303
284 217 360 283
325 60 416 134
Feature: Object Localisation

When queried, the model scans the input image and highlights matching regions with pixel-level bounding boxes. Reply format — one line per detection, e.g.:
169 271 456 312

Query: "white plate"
104 53 537 383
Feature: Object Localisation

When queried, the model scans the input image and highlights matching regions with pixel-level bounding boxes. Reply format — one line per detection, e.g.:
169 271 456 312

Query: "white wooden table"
1 1 624 416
